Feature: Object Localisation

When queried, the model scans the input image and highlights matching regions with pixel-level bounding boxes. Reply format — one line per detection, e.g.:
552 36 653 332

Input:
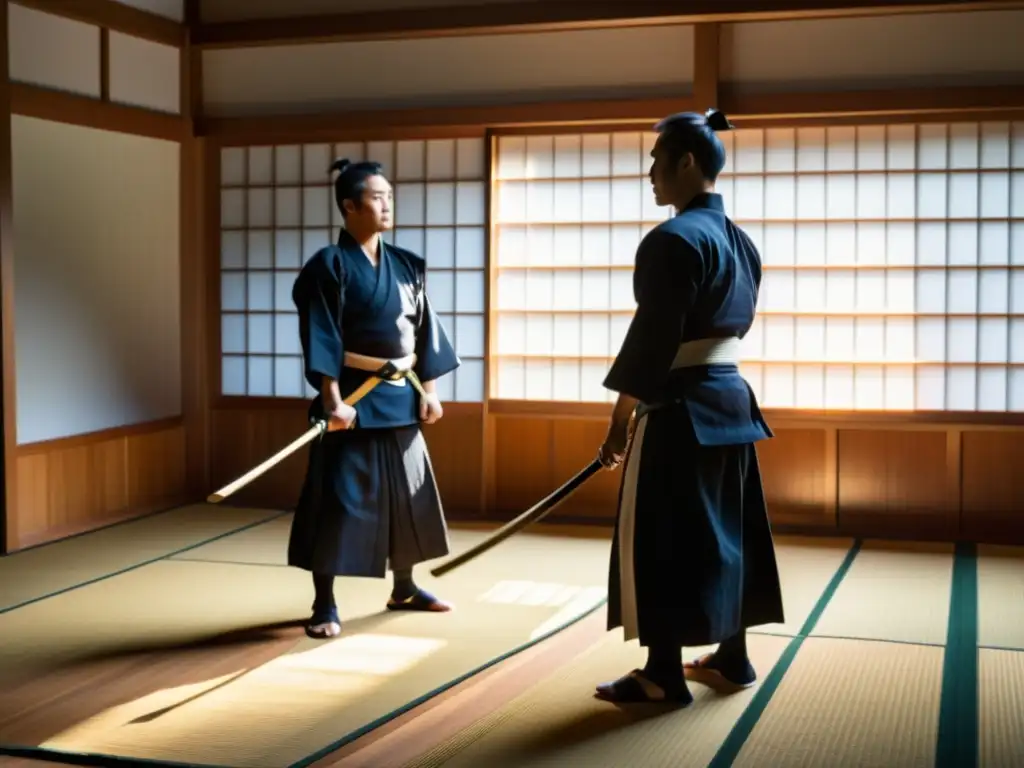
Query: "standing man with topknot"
288 159 460 640
595 110 786 704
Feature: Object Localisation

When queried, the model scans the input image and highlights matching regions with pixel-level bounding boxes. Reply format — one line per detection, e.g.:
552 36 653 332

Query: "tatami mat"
0 529 608 768
812 540 954 646
173 523 855 642
400 535 1024 768
172 514 614 576
732 637 944 767
751 536 854 638
404 631 791 768
171 513 300 566
7 508 1024 768
408 635 948 768
0 505 281 613
978 545 1024 651
979 648 1024 767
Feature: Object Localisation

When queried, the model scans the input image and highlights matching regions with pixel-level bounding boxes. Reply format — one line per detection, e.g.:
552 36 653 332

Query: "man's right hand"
326 402 358 431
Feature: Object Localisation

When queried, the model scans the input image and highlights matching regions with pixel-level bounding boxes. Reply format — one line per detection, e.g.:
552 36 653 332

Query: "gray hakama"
287 231 459 578
603 193 785 648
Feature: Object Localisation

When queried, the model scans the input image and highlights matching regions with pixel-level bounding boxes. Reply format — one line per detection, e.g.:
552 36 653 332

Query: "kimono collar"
337 228 381 250
681 193 725 214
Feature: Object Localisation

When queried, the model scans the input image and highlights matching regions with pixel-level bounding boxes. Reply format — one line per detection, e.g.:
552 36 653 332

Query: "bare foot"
306 620 341 639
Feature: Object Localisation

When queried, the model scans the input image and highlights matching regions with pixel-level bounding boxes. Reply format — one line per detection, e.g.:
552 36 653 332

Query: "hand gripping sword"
206 359 405 504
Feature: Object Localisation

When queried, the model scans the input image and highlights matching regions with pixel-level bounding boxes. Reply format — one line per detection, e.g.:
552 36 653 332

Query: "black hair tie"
328 158 351 176
704 109 734 132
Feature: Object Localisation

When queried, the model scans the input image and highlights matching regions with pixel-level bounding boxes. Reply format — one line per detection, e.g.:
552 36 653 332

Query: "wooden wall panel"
961 431 1024 543
756 428 834 529
491 416 554 517
126 425 188 510
837 429 954 540
489 416 624 522
205 407 1024 545
550 419 622 521
422 407 484 516
482 415 1024 546
209 406 306 509
491 418 835 529
13 419 187 549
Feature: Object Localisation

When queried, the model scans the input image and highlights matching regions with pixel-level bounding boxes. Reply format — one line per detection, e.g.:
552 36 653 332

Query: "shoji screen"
218 138 487 402
491 132 674 402
491 123 1024 411
720 122 1024 411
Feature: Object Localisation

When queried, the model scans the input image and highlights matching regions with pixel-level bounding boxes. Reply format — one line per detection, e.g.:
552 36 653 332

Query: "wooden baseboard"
9 418 188 552
9 494 191 552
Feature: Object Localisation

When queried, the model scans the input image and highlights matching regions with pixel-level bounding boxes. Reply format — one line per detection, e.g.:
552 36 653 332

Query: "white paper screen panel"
219 138 487 403
108 32 181 114
13 116 181 444
492 123 1024 412
491 132 675 404
8 4 101 98
722 11 1024 89
201 26 693 118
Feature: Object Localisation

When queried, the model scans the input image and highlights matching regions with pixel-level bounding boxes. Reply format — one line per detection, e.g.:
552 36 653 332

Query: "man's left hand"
420 393 444 425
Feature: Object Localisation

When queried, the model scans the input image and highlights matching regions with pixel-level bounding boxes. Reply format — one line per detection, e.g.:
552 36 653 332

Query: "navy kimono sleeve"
414 273 460 384
293 248 345 390
603 231 703 403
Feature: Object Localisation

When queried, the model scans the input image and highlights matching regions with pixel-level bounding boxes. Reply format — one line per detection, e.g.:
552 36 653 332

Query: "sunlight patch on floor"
530 587 607 640
477 581 604 609
41 633 447 756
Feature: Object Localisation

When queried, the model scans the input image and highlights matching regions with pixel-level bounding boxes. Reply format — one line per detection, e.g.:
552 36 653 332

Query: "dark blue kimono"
603 193 785 648
287 230 460 578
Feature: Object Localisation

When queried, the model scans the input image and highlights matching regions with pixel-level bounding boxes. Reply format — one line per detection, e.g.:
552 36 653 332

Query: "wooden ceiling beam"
722 84 1024 122
199 84 1024 145
193 0 1023 50
199 96 697 145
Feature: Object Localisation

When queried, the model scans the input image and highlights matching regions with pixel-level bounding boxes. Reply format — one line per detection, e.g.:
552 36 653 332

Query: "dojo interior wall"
3 2 1024 553
202 5 1024 546
3 0 190 550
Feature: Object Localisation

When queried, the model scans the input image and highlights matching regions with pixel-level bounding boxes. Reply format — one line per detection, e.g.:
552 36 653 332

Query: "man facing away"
288 159 460 640
594 110 786 704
